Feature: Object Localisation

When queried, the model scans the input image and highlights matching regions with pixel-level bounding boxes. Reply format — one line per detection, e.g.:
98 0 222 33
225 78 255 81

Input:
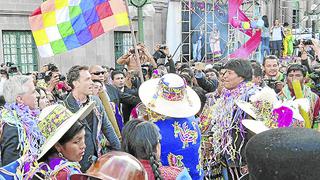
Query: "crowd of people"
0 19 319 180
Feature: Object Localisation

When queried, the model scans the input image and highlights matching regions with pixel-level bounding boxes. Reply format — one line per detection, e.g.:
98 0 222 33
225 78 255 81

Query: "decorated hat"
245 128 320 180
70 151 147 180
236 87 307 134
138 73 201 118
37 102 94 160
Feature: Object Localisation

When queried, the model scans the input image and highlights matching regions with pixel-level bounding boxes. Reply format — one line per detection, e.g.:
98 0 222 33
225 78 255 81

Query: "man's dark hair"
212 63 223 72
224 59 253 81
263 55 279 66
252 63 263 78
111 70 125 80
67 65 89 89
262 15 269 28
286 64 307 77
180 68 194 78
205 68 219 78
179 63 190 72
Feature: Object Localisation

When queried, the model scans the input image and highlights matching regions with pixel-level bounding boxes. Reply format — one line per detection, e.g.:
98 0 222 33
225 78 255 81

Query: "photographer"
139 64 154 81
37 63 69 102
193 62 219 93
153 44 176 74
294 39 318 73
1 62 20 77
116 43 157 72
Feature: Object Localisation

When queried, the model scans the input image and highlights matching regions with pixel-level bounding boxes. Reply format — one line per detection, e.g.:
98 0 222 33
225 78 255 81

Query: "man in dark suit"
110 70 140 123
89 65 140 124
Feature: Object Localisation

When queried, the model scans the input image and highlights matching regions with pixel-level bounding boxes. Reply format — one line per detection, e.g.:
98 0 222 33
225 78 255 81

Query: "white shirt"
272 26 283 41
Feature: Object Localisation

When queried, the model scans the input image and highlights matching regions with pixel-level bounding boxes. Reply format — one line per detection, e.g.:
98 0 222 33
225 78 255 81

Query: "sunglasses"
92 71 105 75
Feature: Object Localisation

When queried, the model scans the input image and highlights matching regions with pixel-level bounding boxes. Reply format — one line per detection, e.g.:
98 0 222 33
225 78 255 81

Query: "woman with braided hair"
121 119 191 180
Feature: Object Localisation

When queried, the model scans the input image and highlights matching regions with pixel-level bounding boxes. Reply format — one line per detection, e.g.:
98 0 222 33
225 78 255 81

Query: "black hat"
245 128 320 180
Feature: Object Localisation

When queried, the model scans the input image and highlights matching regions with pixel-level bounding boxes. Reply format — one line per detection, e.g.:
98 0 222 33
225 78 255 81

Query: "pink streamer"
228 0 261 59
272 106 294 127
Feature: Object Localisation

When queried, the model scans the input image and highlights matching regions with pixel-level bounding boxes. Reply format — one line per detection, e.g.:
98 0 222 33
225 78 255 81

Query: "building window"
114 31 133 69
2 31 38 74
292 9 299 29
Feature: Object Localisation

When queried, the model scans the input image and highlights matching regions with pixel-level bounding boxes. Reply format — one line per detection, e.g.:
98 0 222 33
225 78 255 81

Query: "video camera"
37 63 64 82
153 45 168 61
5 62 18 75
159 45 167 50
37 72 65 82
293 39 313 47
265 78 283 93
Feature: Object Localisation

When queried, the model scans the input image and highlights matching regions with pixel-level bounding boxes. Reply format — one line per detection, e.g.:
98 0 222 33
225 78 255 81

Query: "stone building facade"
261 0 319 35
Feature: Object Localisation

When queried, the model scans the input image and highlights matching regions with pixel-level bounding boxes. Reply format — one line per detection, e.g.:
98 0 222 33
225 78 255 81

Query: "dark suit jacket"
122 86 139 123
63 93 120 172
105 84 140 106
105 84 140 123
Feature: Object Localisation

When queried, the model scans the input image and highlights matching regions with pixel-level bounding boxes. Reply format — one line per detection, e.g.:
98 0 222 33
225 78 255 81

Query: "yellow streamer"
292 80 311 128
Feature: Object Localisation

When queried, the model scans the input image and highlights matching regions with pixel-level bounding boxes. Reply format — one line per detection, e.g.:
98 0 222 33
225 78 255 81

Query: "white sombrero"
139 73 201 118
241 119 270 134
37 102 94 160
235 100 257 119
238 99 309 134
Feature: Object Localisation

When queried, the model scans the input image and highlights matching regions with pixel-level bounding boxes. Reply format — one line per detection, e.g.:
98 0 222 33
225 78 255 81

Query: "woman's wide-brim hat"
37 102 94 160
70 151 147 180
139 73 201 118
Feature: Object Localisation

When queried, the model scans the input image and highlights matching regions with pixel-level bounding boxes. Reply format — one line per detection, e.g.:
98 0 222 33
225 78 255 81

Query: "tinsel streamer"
209 82 255 165
0 103 46 179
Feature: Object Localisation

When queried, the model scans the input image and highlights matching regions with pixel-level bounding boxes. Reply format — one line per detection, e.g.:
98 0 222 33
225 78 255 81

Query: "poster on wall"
181 1 228 62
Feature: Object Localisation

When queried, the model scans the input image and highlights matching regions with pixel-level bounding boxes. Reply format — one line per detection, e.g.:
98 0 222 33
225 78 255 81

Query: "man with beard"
64 65 120 172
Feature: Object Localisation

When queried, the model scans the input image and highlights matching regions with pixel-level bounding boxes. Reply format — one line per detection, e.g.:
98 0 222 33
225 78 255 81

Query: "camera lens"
59 75 66 81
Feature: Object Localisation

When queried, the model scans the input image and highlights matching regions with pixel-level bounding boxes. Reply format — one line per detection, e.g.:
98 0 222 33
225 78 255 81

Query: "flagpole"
124 0 145 83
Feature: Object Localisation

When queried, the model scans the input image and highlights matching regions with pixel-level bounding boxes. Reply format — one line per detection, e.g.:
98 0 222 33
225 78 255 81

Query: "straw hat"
37 102 94 160
138 73 201 118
